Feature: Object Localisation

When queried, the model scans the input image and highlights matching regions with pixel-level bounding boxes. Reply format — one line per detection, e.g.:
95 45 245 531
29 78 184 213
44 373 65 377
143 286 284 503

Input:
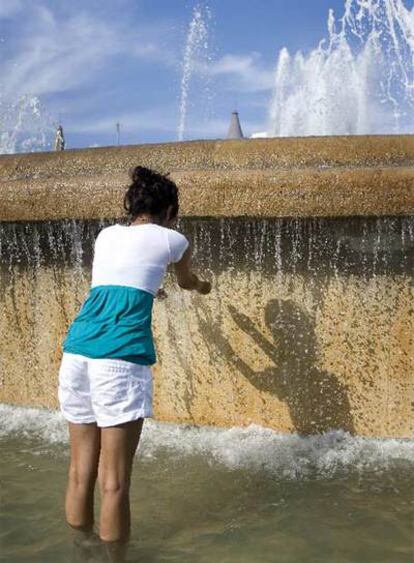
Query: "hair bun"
131 166 156 185
124 165 179 221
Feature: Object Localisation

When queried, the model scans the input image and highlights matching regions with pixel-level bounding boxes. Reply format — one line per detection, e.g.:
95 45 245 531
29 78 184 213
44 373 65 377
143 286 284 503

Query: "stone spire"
226 111 244 139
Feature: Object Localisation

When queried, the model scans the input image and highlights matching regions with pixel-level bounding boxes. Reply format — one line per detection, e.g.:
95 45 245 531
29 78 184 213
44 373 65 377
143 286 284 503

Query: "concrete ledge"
0 166 413 221
1 136 414 178
0 136 413 221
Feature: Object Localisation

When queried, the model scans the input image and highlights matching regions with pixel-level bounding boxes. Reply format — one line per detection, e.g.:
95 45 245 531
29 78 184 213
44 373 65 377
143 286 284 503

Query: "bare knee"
98 473 130 499
68 464 97 491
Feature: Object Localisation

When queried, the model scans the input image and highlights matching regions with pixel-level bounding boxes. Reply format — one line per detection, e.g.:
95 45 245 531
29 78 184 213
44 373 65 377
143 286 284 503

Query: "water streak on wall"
0 217 412 437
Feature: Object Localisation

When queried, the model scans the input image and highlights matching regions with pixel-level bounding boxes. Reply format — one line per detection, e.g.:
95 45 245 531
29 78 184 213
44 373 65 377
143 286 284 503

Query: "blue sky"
0 0 407 147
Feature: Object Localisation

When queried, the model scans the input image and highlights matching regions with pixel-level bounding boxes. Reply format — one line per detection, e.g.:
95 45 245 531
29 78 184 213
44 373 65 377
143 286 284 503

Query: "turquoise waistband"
63 285 156 365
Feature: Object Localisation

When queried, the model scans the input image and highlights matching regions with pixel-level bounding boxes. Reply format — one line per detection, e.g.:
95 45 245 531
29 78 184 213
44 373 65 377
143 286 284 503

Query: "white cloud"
204 53 274 93
0 0 24 18
1 3 171 99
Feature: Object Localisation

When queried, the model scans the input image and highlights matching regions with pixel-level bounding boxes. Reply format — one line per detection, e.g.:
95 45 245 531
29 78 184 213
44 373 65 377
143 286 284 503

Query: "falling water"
0 216 412 433
269 0 414 136
0 94 54 154
177 3 212 141
1 217 412 295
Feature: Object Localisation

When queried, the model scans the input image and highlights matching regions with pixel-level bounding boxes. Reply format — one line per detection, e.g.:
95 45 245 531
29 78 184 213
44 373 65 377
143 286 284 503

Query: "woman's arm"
174 246 211 294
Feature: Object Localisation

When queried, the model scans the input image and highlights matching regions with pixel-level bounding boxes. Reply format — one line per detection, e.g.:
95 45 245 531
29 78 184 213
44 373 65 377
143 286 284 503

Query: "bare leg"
98 419 144 543
66 422 101 531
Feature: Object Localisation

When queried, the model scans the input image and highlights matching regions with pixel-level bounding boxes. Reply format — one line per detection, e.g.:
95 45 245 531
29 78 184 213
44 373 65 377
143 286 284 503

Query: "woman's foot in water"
71 530 109 562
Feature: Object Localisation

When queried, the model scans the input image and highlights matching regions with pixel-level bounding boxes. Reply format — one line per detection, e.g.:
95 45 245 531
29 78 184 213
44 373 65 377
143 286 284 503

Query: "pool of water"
0 404 413 563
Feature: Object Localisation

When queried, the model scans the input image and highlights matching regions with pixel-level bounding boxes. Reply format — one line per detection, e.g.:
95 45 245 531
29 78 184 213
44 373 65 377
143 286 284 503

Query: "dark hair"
124 166 179 222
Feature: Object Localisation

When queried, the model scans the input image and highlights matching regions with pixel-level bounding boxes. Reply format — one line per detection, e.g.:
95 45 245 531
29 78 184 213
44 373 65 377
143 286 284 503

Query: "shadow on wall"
198 299 355 435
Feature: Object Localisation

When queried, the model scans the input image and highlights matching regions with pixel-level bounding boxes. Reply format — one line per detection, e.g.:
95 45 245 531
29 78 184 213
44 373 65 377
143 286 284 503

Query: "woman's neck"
131 214 160 226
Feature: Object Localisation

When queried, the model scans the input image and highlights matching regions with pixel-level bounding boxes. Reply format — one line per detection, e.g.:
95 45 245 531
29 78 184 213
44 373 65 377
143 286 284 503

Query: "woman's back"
92 223 188 296
63 223 188 365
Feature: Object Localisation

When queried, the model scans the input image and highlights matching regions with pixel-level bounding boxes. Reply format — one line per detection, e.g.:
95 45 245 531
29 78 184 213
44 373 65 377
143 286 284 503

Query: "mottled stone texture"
0 136 413 221
0 218 412 438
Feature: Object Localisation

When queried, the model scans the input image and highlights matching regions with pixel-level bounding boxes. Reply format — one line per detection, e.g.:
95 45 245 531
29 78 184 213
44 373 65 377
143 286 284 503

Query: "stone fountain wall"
0 137 413 437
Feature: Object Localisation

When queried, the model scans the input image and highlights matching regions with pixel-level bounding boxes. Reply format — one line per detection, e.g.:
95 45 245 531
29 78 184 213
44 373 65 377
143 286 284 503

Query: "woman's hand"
175 246 211 295
156 288 168 300
196 280 212 295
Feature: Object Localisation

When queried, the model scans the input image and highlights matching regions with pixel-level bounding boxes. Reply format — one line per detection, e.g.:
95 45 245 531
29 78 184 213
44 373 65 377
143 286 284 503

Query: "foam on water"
1 404 413 478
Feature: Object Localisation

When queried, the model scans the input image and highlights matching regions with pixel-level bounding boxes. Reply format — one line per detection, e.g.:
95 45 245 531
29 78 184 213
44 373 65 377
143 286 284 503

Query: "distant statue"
54 125 65 151
116 122 121 146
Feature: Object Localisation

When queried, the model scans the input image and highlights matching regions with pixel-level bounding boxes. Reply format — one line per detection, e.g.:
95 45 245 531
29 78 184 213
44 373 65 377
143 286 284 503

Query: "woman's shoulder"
162 227 189 262
94 224 122 244
161 225 187 240
97 223 187 244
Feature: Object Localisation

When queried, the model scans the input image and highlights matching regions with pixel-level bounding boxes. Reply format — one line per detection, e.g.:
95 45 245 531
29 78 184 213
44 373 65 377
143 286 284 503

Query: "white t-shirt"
91 224 189 296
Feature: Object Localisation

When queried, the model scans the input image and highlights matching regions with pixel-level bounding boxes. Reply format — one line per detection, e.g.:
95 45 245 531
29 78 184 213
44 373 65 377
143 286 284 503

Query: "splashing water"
1 404 413 477
269 0 414 136
0 94 54 154
178 3 212 141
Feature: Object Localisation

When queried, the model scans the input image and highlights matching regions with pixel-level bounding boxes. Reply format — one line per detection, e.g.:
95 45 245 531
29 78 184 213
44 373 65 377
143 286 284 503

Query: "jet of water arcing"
178 3 212 141
268 0 414 137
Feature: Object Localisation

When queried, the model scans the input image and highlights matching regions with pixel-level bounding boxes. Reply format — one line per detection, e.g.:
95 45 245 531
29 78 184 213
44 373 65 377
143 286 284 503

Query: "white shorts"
58 352 153 427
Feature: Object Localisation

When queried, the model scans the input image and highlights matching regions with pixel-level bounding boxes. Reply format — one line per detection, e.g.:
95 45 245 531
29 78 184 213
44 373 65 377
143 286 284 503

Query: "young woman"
58 166 211 555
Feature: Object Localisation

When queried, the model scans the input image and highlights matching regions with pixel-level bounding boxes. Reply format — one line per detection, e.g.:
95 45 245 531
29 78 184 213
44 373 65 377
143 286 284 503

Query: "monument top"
227 111 244 140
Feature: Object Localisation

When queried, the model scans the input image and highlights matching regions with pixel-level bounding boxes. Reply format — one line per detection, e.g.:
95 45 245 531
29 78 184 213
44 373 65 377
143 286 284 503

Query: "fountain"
1 4 413 561
0 135 413 438
268 0 414 136
0 94 54 154
178 2 213 141
0 0 413 439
